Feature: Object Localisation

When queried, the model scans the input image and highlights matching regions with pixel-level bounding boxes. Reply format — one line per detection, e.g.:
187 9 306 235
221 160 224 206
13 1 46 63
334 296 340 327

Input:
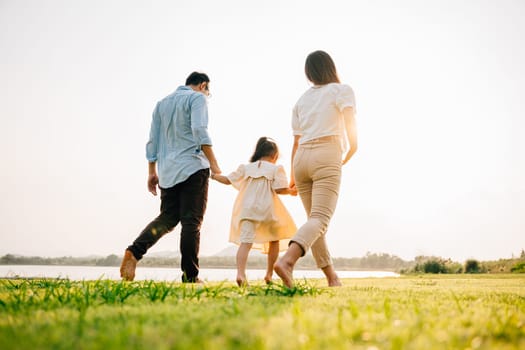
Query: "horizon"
2 245 524 263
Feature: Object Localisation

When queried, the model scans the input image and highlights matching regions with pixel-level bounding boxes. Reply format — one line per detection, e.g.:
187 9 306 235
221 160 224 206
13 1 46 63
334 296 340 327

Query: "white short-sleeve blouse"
292 83 356 151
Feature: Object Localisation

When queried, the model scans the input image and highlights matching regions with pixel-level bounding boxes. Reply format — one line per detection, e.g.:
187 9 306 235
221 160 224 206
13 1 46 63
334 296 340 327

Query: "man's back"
147 86 212 188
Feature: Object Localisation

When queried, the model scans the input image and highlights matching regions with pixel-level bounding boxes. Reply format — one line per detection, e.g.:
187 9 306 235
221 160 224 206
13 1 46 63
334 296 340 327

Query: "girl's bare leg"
321 264 342 287
236 243 252 286
274 242 303 288
264 241 279 284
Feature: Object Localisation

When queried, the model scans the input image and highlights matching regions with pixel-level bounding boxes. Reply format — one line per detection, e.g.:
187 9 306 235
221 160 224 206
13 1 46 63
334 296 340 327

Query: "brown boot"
120 250 137 281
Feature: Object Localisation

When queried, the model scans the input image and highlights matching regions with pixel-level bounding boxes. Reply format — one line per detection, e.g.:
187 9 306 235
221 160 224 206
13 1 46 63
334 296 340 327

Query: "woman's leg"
264 241 279 284
275 147 312 288
276 142 342 287
312 236 341 286
236 243 252 286
274 242 304 288
307 146 342 286
322 264 342 286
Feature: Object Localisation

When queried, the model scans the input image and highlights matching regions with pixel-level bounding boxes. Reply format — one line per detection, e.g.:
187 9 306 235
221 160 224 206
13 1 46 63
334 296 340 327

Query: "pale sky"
1 0 524 262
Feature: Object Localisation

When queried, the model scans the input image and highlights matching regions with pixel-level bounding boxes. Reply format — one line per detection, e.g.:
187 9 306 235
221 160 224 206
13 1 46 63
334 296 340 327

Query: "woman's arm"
342 107 358 165
210 173 231 185
289 135 300 188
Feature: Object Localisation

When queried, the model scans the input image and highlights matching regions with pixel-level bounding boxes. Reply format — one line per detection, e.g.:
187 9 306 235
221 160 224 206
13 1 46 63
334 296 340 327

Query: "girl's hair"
250 137 279 162
304 50 340 85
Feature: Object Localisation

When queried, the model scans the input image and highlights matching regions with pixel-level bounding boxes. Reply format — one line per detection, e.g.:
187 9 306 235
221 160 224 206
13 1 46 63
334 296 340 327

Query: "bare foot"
328 276 342 287
264 276 273 285
236 275 248 287
274 260 294 288
120 250 137 281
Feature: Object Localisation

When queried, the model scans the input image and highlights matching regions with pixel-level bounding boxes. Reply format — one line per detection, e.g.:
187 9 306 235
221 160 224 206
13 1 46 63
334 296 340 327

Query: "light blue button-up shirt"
146 86 212 188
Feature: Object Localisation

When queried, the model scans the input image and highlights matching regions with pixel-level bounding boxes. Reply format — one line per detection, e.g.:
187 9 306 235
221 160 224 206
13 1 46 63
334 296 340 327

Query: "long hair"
250 137 279 162
304 50 340 85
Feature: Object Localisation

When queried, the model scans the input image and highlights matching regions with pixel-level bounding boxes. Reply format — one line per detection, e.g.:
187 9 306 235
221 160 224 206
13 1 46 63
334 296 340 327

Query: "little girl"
211 137 297 286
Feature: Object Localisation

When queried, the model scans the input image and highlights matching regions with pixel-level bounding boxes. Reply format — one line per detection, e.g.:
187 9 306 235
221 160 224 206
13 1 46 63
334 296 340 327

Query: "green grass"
1 275 524 349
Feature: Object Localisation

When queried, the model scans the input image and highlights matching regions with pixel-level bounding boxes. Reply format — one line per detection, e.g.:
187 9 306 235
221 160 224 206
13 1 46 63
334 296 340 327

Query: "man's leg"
121 186 181 280
120 250 138 281
179 169 209 282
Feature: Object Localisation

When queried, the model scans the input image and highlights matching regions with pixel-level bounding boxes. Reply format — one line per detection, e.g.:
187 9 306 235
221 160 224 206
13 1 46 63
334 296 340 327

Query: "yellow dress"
227 160 297 253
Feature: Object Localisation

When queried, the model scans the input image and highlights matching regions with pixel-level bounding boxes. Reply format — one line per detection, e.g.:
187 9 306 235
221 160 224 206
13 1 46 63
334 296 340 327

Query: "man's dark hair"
185 72 210 86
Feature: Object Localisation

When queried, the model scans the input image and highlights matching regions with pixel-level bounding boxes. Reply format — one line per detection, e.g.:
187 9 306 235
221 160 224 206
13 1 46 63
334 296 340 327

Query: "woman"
274 50 358 288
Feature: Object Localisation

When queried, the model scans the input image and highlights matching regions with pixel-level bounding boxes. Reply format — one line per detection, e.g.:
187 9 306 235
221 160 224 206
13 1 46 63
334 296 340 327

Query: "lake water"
0 265 398 282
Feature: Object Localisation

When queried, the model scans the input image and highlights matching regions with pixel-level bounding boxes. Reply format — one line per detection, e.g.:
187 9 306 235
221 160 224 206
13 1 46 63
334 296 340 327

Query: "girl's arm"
342 107 358 165
275 187 298 196
211 173 231 185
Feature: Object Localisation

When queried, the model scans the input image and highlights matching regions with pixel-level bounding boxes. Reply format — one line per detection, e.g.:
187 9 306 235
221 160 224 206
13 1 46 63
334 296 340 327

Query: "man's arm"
146 103 161 195
147 162 159 196
201 145 221 175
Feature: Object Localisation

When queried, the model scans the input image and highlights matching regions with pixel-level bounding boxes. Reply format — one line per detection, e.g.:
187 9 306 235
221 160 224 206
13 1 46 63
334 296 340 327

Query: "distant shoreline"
0 263 398 272
2 252 524 274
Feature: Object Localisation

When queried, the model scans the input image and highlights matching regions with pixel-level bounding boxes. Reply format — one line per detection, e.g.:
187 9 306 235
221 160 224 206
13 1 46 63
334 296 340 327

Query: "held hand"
147 174 159 196
289 185 298 196
210 164 221 176
342 152 352 165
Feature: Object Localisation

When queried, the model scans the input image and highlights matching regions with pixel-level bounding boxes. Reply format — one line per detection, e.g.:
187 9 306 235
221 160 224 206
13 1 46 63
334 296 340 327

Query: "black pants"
127 168 209 282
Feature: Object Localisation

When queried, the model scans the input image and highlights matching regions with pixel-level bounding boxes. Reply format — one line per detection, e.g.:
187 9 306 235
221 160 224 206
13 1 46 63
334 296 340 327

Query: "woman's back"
293 82 356 145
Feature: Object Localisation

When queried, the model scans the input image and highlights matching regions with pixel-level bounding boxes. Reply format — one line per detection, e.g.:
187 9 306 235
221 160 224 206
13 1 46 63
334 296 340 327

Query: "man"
120 72 221 283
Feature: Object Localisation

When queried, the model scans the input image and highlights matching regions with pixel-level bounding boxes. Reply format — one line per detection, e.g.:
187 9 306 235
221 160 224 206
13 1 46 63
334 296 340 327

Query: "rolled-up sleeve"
227 165 245 191
190 94 212 147
292 103 301 136
146 102 160 162
336 85 356 113
272 165 289 190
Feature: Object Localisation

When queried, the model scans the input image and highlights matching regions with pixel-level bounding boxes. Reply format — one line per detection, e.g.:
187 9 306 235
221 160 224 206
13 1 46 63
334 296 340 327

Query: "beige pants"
292 137 342 268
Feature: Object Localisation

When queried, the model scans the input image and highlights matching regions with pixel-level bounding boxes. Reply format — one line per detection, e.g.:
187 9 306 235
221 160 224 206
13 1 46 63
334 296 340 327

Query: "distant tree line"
0 254 123 267
1 249 524 274
401 250 525 274
0 252 410 271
